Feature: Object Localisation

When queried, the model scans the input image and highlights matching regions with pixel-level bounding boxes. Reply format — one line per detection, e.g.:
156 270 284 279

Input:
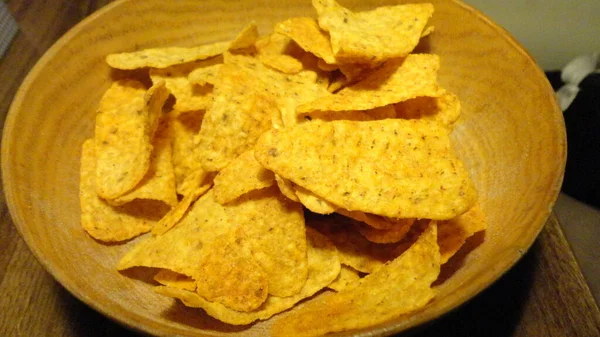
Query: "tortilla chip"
255 119 478 220
195 61 278 171
106 41 229 70
438 202 487 263
152 169 213 236
117 189 233 277
297 54 443 114
231 186 308 297
195 227 269 312
395 90 461 128
327 265 361 292
188 64 222 86
271 222 440 337
80 139 162 242
95 80 169 200
295 185 337 214
154 226 340 325
313 0 434 63
309 215 399 274
228 21 259 50
275 17 337 65
354 219 414 244
275 175 300 202
213 149 275 204
150 60 218 112
109 119 178 207
154 269 196 291
168 110 206 194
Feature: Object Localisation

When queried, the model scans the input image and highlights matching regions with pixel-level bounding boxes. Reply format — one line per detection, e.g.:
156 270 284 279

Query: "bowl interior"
2 0 565 336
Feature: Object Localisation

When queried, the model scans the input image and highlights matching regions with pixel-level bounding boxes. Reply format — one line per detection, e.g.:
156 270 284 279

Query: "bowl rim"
1 0 566 336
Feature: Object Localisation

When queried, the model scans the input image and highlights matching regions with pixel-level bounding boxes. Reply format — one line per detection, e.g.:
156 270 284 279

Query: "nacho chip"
188 64 222 86
152 169 213 236
154 226 340 325
109 119 178 207
395 90 461 128
275 17 337 65
313 0 434 63
98 79 146 111
195 227 269 312
106 41 229 70
309 215 399 274
271 222 440 337
327 265 361 292
438 202 487 263
354 219 414 244
228 21 259 50
231 186 308 297
213 149 275 204
95 80 169 200
80 139 163 242
255 119 478 220
195 62 278 171
154 269 196 291
336 209 408 230
297 54 443 114
117 189 233 277
150 59 218 112
260 53 304 74
275 174 300 202
300 105 396 123
168 110 206 194
295 185 337 214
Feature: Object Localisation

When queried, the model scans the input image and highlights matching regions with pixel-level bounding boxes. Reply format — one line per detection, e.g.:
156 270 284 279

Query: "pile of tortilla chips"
79 0 487 335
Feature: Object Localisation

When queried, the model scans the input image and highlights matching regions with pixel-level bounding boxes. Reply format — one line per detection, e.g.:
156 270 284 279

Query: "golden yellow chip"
395 90 461 128
295 185 337 214
313 0 434 63
297 54 443 114
275 174 300 202
228 21 259 50
438 202 487 263
354 219 414 244
300 105 396 123
106 41 229 70
109 120 178 207
336 209 409 230
150 60 217 112
271 222 440 337
259 53 304 74
309 215 399 274
255 119 478 220
275 17 337 65
231 186 308 297
213 149 275 204
98 79 146 111
117 189 233 277
154 226 340 325
195 227 269 312
195 62 278 171
168 110 205 194
95 80 169 200
187 64 222 86
327 265 361 292
154 269 196 292
80 139 165 242
152 169 213 236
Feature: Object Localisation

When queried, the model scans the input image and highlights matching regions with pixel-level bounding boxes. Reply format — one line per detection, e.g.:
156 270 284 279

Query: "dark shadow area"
433 230 486 286
160 299 252 333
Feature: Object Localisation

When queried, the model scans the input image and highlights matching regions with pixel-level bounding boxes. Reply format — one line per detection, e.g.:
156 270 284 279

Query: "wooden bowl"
1 0 566 336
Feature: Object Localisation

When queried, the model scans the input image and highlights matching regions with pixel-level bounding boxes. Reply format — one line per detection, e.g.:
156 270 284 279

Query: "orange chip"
313 0 434 63
297 54 443 114
271 222 440 337
80 139 166 242
438 202 487 263
275 17 337 65
95 80 169 200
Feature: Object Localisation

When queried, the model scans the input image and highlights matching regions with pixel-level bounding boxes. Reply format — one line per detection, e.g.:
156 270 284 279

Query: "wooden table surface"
1 1 600 336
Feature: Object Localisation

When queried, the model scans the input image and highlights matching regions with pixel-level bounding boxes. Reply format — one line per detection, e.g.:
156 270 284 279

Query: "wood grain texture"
1 0 593 336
